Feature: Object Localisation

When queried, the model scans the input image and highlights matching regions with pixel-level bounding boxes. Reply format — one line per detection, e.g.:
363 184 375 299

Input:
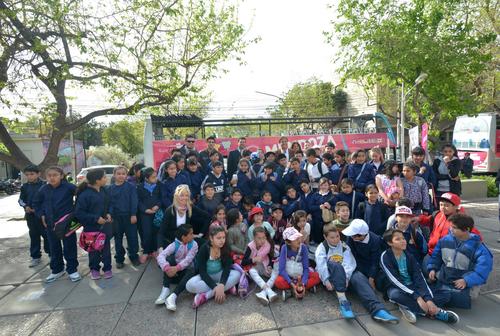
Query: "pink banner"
421 123 429 151
153 133 392 169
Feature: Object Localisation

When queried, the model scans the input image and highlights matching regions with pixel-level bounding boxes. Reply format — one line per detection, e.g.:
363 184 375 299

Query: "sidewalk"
0 198 498 335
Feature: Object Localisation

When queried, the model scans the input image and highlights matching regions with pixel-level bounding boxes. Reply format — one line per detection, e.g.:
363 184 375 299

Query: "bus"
452 113 500 173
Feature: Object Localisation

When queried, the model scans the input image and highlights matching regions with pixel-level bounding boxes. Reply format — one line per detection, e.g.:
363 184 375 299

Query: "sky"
205 0 338 119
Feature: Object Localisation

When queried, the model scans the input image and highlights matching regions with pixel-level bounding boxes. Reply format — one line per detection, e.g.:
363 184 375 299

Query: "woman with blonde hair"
157 184 209 249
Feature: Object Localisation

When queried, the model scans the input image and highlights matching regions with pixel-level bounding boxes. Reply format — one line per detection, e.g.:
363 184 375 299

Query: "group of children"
17 139 493 326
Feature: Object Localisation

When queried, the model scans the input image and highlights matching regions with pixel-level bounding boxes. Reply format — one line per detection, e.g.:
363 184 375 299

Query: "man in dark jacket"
461 152 473 178
227 137 247 178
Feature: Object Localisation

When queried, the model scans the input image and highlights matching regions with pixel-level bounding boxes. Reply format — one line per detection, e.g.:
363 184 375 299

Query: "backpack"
322 240 347 255
174 240 195 255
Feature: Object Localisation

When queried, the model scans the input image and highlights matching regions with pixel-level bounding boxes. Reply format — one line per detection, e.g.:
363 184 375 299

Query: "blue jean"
89 236 112 272
113 214 139 262
327 261 347 292
387 286 425 314
430 282 471 309
46 226 78 274
349 271 386 315
26 213 49 259
139 213 157 254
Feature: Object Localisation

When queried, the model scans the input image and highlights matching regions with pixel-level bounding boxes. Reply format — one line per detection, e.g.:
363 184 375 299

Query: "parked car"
77 165 118 185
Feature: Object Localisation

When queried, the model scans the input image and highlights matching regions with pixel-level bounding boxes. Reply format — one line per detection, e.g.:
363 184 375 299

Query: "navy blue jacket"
330 163 349 186
309 191 334 227
330 191 365 219
225 200 243 213
282 195 305 218
75 187 111 233
137 183 162 214
301 191 315 214
236 170 257 199
200 172 228 203
356 200 390 236
108 182 138 216
416 162 437 188
197 195 221 218
380 249 433 301
348 163 376 192
347 232 383 279
19 179 44 208
283 169 309 191
161 173 190 208
369 160 384 175
187 169 206 198
257 172 283 203
33 181 76 226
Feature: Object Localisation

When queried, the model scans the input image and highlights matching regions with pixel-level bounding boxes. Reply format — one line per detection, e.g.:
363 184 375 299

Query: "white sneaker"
265 287 279 303
256 290 269 305
29 258 41 268
165 293 177 311
46 271 65 283
155 287 170 305
68 272 82 282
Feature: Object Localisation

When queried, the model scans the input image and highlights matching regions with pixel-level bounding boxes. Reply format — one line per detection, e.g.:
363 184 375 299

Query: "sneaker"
29 258 41 268
139 254 148 264
116 262 124 269
265 288 279 303
256 290 269 305
155 287 170 305
228 286 237 296
103 271 113 279
45 271 65 283
373 309 399 324
131 259 141 267
192 293 208 309
398 305 417 324
339 300 356 319
282 289 292 302
68 272 82 282
90 270 101 280
165 293 177 311
435 309 459 324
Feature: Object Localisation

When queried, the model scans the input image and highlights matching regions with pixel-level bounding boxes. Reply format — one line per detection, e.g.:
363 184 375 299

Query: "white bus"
452 113 500 173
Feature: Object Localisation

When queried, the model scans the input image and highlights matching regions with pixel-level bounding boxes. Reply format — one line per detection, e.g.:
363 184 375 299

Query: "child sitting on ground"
269 204 287 245
274 227 321 300
292 210 311 245
331 201 352 240
241 227 279 305
392 206 427 264
427 214 492 310
209 205 227 232
282 185 303 219
247 207 275 242
256 190 274 218
380 229 459 324
155 224 198 311
226 208 248 264
315 224 356 319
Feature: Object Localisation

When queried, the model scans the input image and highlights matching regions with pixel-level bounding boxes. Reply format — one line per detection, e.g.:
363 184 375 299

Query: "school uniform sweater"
161 173 190 208
157 239 198 272
108 182 138 216
200 172 228 203
187 169 206 198
415 162 437 188
257 172 283 203
282 195 304 218
330 191 365 219
33 181 76 225
225 200 243 213
356 200 390 236
283 169 309 191
75 187 111 234
330 163 349 186
347 232 383 279
347 162 376 192
236 170 256 198
197 196 221 217
196 242 233 289
136 182 162 214
380 249 433 301
256 200 273 218
19 179 44 209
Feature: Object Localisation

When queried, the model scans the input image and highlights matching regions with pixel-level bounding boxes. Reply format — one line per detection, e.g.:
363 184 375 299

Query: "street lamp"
398 73 428 161
255 90 289 133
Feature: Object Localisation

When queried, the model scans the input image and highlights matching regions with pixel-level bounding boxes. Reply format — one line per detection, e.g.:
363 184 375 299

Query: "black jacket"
196 242 233 289
227 149 242 178
432 157 462 195
157 205 209 248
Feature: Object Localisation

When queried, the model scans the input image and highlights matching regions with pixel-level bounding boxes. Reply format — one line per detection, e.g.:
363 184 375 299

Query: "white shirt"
176 211 186 227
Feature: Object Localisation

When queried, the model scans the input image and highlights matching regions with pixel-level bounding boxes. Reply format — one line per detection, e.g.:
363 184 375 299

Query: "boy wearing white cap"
342 219 399 323
392 206 427 264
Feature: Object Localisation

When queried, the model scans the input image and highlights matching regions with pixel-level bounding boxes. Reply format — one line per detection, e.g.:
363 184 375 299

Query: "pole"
400 82 405 162
69 105 77 177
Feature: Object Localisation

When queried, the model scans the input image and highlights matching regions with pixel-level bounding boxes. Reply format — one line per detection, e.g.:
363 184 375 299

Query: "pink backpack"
79 231 106 252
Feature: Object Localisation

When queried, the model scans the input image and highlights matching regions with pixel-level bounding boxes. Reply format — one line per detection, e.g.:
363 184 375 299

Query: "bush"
461 173 498 197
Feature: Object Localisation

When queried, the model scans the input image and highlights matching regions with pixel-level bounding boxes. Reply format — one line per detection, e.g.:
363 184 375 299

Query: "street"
0 194 29 238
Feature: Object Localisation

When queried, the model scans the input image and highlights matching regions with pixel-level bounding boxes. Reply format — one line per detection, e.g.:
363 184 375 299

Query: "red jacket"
418 208 482 256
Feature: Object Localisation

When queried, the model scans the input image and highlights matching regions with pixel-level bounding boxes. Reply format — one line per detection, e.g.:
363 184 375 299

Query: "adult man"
461 152 473 179
227 137 247 178
277 136 291 160
179 134 198 156
199 136 224 172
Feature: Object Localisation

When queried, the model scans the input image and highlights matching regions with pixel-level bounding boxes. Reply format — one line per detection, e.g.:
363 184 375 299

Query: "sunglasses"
187 140 195 143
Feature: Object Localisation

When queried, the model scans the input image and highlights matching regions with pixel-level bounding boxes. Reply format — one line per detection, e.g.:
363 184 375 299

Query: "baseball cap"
439 192 461 206
395 206 413 216
342 219 369 237
282 227 303 241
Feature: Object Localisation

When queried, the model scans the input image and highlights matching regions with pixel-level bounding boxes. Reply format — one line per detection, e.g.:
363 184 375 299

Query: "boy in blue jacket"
380 229 459 324
283 157 309 191
347 150 376 193
200 161 228 204
282 185 303 219
427 213 493 309
19 165 49 267
257 162 283 203
330 178 365 219
186 158 205 200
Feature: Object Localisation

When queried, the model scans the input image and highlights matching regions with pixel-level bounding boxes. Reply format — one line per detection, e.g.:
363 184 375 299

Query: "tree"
73 118 105 148
88 145 132 166
102 119 144 157
331 0 497 135
0 0 252 170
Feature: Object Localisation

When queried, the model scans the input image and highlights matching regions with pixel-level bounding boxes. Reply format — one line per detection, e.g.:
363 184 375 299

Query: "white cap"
342 219 369 237
395 206 413 216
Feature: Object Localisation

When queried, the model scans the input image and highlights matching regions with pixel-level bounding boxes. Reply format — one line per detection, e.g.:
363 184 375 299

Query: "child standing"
283 157 309 192
136 167 162 263
380 229 459 324
200 161 228 204
241 227 278 305
247 207 275 242
310 177 334 244
315 224 356 319
256 191 274 218
186 158 205 200
232 158 256 202
401 161 431 215
275 227 321 300
156 224 198 311
19 165 49 267
226 208 248 261
427 214 492 310
225 188 244 213
108 166 140 268
75 169 113 280
33 166 80 283
375 160 404 209
186 227 241 308
330 149 349 191
161 160 189 208
356 184 390 236
347 150 376 193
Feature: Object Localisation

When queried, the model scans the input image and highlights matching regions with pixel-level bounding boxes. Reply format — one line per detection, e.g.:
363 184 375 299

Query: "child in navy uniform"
200 161 227 204
33 166 80 283
108 166 140 268
256 191 274 218
257 162 283 203
19 164 49 267
331 178 365 219
356 184 390 236
282 185 302 219
283 157 309 192
161 160 189 208
380 229 459 324
347 150 376 193
75 169 113 280
197 183 221 218
186 158 205 200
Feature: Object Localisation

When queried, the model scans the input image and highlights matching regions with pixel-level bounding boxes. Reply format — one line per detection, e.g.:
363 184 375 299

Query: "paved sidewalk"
0 198 499 335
